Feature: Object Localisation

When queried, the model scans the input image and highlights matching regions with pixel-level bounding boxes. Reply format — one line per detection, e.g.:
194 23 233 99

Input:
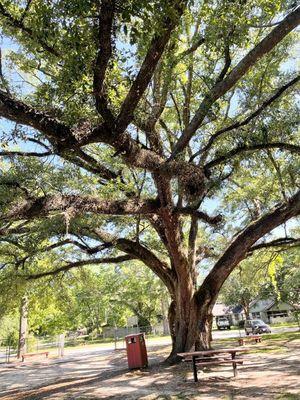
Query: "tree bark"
242 300 250 320
165 276 214 364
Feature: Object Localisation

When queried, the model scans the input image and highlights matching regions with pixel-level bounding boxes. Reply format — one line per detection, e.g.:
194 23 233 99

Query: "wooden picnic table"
178 347 253 382
238 335 262 346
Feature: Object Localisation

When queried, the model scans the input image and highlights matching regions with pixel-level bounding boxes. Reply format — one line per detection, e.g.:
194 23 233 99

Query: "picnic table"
238 335 262 346
178 347 253 382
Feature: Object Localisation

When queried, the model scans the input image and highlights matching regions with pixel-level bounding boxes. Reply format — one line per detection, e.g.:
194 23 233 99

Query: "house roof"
230 304 243 314
249 298 276 312
212 303 230 316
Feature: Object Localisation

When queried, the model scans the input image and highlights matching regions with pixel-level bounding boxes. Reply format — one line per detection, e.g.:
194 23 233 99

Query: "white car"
216 316 231 330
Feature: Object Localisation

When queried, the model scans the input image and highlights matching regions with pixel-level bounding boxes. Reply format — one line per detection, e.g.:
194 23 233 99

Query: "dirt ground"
0 337 299 400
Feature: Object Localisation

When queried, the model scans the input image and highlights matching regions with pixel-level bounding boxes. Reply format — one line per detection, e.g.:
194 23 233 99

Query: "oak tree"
0 0 299 362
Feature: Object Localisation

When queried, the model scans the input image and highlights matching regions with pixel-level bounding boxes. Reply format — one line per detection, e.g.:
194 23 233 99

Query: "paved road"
61 325 299 359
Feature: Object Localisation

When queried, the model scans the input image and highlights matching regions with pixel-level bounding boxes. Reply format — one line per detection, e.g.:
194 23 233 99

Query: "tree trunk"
163 268 221 365
17 296 28 358
165 280 215 364
242 301 250 320
197 311 213 350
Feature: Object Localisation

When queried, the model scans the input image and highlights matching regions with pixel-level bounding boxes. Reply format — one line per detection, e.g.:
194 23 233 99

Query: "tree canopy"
0 0 299 362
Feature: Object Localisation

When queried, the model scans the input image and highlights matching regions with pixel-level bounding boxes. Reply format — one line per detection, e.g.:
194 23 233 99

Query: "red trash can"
125 333 148 369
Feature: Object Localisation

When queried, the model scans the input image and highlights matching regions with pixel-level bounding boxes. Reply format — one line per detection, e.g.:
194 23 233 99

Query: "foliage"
0 250 167 337
0 0 299 357
220 254 274 315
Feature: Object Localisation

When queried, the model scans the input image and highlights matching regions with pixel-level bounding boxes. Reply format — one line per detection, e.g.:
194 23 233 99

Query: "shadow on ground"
0 340 299 400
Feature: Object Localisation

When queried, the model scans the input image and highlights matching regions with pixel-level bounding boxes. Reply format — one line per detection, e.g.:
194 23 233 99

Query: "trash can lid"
125 333 144 339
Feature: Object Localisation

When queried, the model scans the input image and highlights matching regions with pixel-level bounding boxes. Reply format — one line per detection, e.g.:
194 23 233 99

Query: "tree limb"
1 195 161 222
205 142 300 170
115 0 187 134
197 188 300 302
171 6 300 157
0 150 52 158
26 255 136 280
174 207 222 225
249 237 300 253
0 2 60 57
192 74 300 160
89 228 176 293
93 0 116 124
0 90 118 180
177 36 205 60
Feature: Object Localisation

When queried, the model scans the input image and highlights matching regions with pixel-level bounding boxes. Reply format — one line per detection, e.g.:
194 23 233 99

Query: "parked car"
216 316 231 330
244 319 271 335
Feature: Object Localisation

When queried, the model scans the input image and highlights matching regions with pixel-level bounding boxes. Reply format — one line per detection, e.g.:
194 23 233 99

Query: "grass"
276 393 300 400
271 322 299 328
261 331 300 341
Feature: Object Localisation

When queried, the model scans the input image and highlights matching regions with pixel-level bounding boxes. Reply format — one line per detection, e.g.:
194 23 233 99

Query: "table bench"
21 351 49 362
178 348 252 382
238 335 262 346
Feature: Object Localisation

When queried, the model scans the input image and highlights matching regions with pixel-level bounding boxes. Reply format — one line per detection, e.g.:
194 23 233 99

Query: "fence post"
114 328 117 350
5 343 8 363
58 334 65 357
7 341 11 363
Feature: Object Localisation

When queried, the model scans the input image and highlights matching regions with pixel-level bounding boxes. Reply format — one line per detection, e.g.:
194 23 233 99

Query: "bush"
0 314 19 348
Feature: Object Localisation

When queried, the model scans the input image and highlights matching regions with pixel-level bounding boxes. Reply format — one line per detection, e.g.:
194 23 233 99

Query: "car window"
252 320 264 325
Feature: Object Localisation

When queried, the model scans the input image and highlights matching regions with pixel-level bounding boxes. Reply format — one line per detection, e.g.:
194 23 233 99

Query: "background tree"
0 0 299 363
221 259 268 319
262 247 300 327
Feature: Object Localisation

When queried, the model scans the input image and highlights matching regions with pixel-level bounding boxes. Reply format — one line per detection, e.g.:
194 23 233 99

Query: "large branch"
89 123 207 199
171 6 300 157
93 0 115 124
0 90 118 180
0 150 52 158
205 142 300 170
249 237 300 252
0 2 60 57
0 89 204 191
91 228 176 293
0 89 74 144
192 74 300 161
197 189 300 302
1 195 161 222
26 255 136 280
115 0 187 134
36 238 111 255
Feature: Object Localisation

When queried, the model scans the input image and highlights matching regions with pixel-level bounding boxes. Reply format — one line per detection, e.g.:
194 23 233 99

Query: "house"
212 303 244 326
213 298 297 326
249 298 295 324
